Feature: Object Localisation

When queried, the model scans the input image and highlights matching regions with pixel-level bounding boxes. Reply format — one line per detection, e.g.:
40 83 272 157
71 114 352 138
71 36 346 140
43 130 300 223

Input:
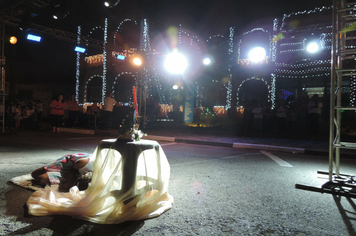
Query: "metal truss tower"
329 0 356 180
295 0 356 197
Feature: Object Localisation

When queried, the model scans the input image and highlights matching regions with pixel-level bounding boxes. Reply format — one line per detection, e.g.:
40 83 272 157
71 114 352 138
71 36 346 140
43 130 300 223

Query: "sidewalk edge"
233 142 305 154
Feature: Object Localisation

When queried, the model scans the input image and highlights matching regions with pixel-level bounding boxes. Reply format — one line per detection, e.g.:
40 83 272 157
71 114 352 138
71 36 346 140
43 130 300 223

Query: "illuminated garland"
102 18 108 103
351 75 356 106
272 18 278 62
160 104 173 116
112 72 136 102
85 54 104 65
237 57 269 65
76 4 342 112
275 73 331 79
226 27 234 109
140 19 151 53
213 106 225 115
84 75 103 103
274 67 330 74
271 74 276 109
236 77 272 105
275 60 331 68
237 28 269 60
76 26 81 102
280 6 332 30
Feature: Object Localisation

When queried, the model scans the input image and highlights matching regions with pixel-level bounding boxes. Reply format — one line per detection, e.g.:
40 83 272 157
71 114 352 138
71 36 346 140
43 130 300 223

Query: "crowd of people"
241 91 324 136
2 94 79 132
3 98 43 130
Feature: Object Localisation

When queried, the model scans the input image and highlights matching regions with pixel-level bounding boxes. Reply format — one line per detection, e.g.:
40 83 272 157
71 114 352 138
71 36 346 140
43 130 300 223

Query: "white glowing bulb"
164 52 188 74
248 47 266 63
307 42 319 53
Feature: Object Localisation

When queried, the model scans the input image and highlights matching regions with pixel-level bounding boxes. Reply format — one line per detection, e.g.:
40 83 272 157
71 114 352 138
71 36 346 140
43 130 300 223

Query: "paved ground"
3 121 355 157
55 123 356 158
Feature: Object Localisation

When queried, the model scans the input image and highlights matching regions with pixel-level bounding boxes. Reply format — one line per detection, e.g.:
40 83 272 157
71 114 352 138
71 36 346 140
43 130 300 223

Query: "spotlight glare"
248 47 266 63
203 58 211 65
164 52 188 74
306 42 319 53
133 58 142 66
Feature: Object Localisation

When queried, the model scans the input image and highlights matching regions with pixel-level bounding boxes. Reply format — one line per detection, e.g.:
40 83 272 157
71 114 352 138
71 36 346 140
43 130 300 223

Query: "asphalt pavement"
53 123 356 158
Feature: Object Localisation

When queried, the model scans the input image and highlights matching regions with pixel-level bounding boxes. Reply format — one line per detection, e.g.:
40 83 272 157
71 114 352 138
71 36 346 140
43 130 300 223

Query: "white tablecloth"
27 139 174 224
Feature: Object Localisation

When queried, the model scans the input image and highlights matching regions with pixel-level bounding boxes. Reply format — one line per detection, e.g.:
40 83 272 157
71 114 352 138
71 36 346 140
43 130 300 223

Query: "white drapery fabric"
27 139 173 224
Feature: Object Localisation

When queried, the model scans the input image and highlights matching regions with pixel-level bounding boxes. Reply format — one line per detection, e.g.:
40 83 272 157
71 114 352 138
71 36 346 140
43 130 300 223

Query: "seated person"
31 153 94 191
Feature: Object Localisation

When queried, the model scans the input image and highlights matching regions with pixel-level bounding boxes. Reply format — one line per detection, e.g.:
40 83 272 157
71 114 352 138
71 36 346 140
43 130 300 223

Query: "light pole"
133 56 145 127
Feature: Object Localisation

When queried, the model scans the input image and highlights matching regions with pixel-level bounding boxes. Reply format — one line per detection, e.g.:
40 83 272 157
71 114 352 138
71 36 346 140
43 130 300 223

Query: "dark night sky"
2 0 332 85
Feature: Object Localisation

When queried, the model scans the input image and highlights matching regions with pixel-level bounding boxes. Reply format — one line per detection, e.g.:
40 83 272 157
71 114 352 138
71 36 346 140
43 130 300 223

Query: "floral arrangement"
118 114 146 141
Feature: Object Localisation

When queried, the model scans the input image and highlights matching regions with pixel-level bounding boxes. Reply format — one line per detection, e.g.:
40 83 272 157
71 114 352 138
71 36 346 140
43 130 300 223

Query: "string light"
102 18 108 103
76 26 81 102
77 4 350 112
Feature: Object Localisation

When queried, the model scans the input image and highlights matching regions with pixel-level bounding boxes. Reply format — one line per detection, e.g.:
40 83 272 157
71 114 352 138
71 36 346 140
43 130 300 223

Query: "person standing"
68 95 78 128
275 99 287 133
50 94 66 133
307 94 323 135
102 92 119 129
252 101 264 134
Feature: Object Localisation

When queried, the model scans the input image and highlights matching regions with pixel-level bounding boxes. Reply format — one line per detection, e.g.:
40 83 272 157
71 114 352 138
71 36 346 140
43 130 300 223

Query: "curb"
233 143 305 154
60 128 95 135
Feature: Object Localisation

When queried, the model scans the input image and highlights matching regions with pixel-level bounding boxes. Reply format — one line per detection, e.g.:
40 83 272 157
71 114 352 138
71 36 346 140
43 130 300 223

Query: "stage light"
203 55 213 65
9 36 17 44
164 52 188 74
116 55 126 60
173 85 179 90
104 0 120 8
52 2 69 20
27 34 41 42
133 57 142 66
19 12 37 31
74 46 86 53
248 47 266 63
203 58 211 65
306 41 319 53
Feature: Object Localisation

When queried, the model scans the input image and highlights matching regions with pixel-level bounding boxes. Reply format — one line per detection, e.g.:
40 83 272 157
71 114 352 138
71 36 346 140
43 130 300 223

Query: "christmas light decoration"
75 26 81 102
103 18 108 103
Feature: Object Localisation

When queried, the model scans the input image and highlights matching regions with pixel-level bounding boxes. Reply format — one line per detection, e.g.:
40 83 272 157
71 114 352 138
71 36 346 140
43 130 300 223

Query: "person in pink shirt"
50 94 66 133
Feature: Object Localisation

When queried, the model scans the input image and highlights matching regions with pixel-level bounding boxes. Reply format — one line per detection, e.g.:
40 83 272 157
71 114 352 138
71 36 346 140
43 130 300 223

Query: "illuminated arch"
84 75 103 104
112 72 137 103
237 77 272 106
113 19 138 45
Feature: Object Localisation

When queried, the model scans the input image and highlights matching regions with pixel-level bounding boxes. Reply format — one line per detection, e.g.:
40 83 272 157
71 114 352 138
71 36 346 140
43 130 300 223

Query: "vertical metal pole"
329 0 337 181
143 71 147 129
335 0 346 176
1 22 5 133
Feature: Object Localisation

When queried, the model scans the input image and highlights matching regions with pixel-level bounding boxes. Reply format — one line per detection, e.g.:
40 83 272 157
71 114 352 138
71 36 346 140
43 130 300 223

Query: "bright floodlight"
164 52 188 74
172 85 179 90
248 47 266 63
306 42 319 53
203 58 211 65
